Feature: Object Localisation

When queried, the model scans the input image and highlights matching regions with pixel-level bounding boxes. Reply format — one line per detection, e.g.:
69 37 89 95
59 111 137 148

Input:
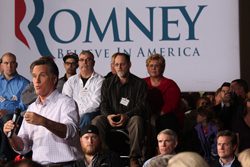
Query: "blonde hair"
168 152 209 167
238 148 250 167
146 53 165 74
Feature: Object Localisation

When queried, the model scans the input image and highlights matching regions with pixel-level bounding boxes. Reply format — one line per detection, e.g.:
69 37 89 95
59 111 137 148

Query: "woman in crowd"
144 54 182 134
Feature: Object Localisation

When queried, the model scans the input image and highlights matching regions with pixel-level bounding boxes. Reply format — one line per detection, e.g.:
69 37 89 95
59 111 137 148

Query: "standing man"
63 50 104 128
210 130 241 167
21 52 79 106
92 52 147 167
79 124 122 167
0 52 29 163
3 57 82 166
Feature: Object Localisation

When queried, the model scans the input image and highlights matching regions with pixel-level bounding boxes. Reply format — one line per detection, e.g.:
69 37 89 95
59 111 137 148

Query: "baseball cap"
80 124 99 137
63 52 79 62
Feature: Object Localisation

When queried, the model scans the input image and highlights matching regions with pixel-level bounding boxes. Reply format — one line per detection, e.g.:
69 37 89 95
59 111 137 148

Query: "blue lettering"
161 5 206 41
50 9 81 43
85 8 121 42
126 7 155 41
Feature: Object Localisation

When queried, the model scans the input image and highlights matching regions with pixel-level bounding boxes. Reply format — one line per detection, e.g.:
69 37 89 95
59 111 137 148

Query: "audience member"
21 53 79 106
79 124 122 167
144 53 182 139
203 92 215 106
232 98 250 152
182 96 210 143
56 52 78 92
210 130 241 167
0 52 29 163
214 87 222 106
92 52 147 167
104 53 116 78
194 106 218 163
168 152 209 167
3 57 82 166
0 52 29 115
143 129 178 167
63 50 104 128
238 148 250 167
230 79 248 101
213 82 235 130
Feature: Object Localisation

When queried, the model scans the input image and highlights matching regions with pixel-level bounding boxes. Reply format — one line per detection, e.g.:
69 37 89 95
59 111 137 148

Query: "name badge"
0 96 6 102
80 88 88 96
120 97 129 106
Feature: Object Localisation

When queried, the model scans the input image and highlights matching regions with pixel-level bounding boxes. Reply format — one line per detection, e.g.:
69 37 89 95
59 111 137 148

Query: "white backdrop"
0 0 240 92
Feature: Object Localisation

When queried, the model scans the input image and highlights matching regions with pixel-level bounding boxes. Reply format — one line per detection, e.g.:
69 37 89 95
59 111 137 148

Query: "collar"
113 73 131 84
219 156 235 166
0 73 18 80
35 89 58 105
78 71 96 80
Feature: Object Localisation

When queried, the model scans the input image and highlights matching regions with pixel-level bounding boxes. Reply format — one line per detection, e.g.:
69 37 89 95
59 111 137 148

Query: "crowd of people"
0 51 250 167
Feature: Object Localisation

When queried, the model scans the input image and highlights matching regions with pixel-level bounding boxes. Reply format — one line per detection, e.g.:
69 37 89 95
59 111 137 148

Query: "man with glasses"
63 50 104 128
92 52 147 167
57 52 79 92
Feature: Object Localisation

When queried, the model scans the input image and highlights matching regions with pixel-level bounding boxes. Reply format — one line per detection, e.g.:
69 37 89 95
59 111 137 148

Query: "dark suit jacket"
210 157 242 167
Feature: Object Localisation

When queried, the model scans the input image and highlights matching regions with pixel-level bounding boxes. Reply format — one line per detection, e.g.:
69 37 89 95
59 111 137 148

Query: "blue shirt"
0 73 29 114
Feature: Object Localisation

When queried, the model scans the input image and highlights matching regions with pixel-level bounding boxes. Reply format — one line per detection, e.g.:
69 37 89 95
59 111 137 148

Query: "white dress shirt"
62 72 104 117
16 90 82 165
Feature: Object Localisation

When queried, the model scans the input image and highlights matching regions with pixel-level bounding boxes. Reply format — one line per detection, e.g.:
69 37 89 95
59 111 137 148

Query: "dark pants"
92 115 144 158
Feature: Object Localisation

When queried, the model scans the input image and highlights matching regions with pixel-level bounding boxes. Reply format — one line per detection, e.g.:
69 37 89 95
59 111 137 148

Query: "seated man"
92 52 147 167
143 129 178 167
63 50 104 128
79 124 122 167
0 52 29 116
210 130 241 167
0 52 29 162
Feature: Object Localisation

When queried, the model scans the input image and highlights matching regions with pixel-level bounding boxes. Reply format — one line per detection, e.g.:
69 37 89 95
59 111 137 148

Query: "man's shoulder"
232 157 242 167
129 73 147 86
92 72 104 82
64 74 79 86
16 74 29 82
209 158 221 167
50 90 75 104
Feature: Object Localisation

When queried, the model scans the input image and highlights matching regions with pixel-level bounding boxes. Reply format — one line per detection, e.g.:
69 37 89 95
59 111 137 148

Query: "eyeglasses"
114 63 127 67
65 62 77 66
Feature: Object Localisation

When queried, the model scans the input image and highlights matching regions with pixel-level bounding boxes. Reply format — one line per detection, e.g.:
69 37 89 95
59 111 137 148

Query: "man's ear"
16 62 18 68
53 76 58 85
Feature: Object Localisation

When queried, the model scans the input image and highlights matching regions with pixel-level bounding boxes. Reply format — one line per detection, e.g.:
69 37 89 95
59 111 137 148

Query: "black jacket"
210 157 241 167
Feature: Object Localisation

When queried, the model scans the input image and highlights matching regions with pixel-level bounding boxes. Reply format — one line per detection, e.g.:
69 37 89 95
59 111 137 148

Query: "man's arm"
3 120 24 151
24 112 67 138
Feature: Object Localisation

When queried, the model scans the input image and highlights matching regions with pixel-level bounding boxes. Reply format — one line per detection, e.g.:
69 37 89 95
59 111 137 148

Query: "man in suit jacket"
210 130 241 167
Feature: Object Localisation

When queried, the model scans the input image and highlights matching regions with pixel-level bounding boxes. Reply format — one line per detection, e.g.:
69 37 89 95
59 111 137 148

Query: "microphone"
7 108 21 138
